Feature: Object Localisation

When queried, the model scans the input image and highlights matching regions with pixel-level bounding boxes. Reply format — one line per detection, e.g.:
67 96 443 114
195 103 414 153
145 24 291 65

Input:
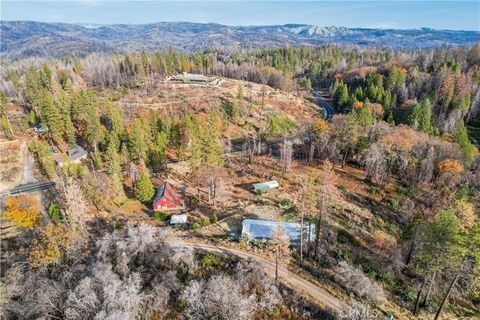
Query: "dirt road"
166 240 348 313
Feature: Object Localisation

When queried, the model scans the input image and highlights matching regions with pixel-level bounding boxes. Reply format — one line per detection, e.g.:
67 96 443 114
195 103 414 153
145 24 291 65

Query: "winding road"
312 90 334 122
166 240 348 312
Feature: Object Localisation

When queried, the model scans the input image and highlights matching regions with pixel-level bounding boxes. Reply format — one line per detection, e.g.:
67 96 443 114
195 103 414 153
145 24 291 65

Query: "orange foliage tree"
438 159 464 174
4 195 41 229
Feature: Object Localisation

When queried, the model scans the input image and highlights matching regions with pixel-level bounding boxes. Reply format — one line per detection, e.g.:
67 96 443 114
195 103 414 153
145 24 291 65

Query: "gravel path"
166 240 348 312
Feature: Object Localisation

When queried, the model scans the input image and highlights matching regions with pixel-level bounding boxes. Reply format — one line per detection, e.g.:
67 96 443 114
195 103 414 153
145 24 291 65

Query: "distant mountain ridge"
1 21 479 60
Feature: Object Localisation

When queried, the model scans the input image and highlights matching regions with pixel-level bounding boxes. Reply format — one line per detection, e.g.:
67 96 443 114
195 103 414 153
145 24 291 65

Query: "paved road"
167 240 348 312
312 90 334 122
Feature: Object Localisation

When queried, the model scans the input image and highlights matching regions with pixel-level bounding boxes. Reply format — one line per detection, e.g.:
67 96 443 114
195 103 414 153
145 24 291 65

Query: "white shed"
170 214 188 225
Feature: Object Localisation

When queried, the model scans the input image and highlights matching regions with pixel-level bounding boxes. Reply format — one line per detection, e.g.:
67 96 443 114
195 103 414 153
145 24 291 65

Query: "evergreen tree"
408 100 421 130
353 86 364 102
106 102 124 138
205 109 224 167
0 90 8 115
23 67 41 108
237 84 244 100
135 169 155 202
454 121 475 166
39 89 64 144
419 99 432 133
300 77 312 91
84 95 103 154
387 111 396 127
128 118 149 163
64 113 76 145
105 133 121 175
333 80 349 109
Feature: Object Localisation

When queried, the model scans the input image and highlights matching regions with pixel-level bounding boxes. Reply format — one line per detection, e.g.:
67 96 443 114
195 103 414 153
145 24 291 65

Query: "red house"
152 182 185 211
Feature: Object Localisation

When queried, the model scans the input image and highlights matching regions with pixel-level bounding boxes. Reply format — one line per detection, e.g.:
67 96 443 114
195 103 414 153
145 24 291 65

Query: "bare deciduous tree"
280 138 293 173
271 224 291 282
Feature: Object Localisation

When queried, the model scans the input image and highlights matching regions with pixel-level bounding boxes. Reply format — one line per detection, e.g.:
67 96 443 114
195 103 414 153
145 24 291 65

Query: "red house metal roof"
152 182 184 210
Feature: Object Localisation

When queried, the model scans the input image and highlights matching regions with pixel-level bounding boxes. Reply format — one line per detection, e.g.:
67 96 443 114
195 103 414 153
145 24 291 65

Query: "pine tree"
454 121 475 166
128 118 149 163
105 133 121 175
0 90 8 115
419 99 432 133
237 84 244 100
387 111 396 127
135 169 154 202
333 80 349 108
205 109 224 167
85 99 103 154
64 113 76 145
39 89 64 144
408 100 421 130
106 102 124 137
23 67 40 108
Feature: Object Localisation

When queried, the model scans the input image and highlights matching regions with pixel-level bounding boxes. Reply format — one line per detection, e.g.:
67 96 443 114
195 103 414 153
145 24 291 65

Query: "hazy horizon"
1 1 479 31
2 19 480 32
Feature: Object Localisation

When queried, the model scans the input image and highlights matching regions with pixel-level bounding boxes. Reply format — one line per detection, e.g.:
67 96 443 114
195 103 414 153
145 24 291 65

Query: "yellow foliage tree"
353 100 364 108
28 224 77 267
312 118 330 135
438 159 464 174
4 195 41 229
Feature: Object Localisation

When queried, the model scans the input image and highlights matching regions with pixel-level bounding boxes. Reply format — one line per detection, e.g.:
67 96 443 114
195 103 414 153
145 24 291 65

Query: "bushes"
278 198 292 206
201 253 223 268
48 202 61 220
337 229 359 245
153 211 171 221
404 287 417 302
200 215 211 226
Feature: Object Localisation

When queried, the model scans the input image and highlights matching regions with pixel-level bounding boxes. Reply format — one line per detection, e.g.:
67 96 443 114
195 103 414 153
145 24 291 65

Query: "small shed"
34 124 48 133
152 182 185 211
252 180 279 192
170 214 187 225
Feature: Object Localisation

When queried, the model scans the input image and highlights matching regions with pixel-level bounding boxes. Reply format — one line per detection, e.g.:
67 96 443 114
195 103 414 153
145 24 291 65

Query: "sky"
1 1 479 31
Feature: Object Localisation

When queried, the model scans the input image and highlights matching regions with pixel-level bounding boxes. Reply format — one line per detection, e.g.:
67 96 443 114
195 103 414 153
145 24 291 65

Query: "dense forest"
1 43 479 320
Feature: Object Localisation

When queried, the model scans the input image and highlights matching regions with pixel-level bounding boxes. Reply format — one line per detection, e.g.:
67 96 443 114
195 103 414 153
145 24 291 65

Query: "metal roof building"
252 180 279 192
241 219 315 245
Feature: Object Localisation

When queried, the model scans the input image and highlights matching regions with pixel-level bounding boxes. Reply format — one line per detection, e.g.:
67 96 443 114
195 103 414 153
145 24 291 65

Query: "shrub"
339 184 348 193
255 189 265 196
113 220 122 230
48 202 61 220
212 213 218 223
201 253 223 268
378 272 395 287
254 198 265 205
387 223 397 234
389 197 401 209
190 222 200 230
200 215 211 226
279 198 292 206
337 229 358 245
154 211 171 221
339 248 350 260
404 287 417 302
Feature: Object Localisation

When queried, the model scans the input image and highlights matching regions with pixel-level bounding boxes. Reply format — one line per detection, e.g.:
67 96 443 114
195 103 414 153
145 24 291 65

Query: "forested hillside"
1 43 479 320
1 21 480 60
